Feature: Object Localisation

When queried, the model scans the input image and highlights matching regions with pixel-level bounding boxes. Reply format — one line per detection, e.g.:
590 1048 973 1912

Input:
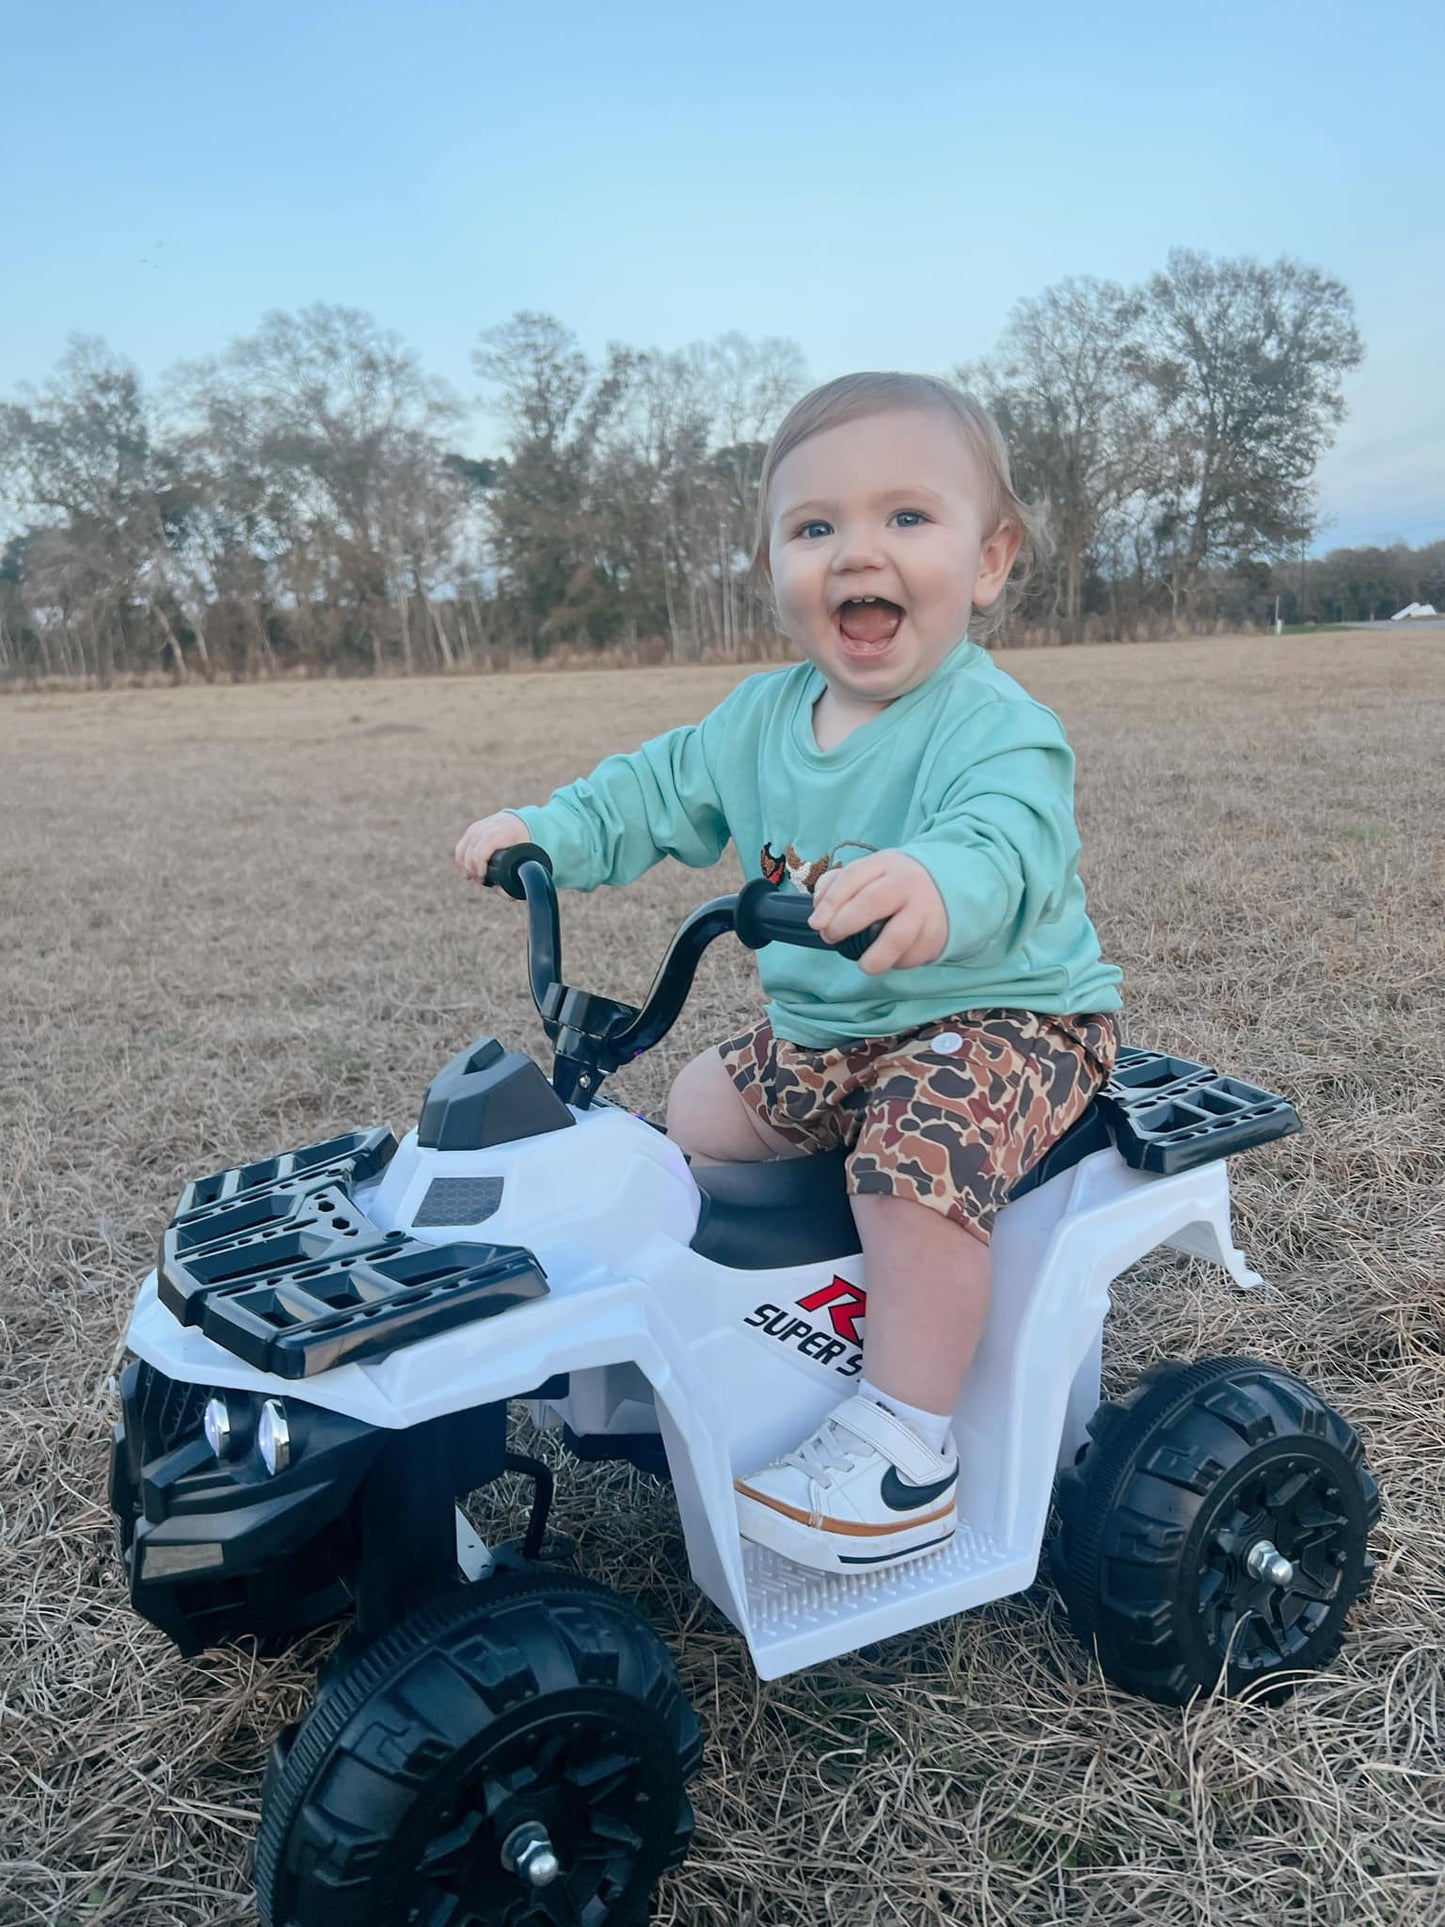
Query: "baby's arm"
809 702 1079 974
454 707 733 893
898 709 1079 969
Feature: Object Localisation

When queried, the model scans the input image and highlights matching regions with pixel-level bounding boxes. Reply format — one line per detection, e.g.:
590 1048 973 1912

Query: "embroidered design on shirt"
759 841 880 893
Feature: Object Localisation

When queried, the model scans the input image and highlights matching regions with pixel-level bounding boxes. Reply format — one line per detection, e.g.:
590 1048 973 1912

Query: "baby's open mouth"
836 596 904 646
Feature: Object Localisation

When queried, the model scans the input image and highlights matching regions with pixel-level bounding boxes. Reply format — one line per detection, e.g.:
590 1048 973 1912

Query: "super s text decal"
744 1277 867 1379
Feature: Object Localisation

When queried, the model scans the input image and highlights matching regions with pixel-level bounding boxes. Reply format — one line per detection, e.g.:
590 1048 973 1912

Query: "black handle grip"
733 877 887 963
835 921 888 962
484 842 555 899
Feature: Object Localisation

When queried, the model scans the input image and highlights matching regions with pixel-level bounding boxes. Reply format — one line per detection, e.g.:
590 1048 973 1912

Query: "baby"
456 373 1123 1575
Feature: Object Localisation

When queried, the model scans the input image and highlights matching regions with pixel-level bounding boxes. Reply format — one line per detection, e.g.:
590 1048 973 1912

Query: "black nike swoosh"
880 1463 958 1512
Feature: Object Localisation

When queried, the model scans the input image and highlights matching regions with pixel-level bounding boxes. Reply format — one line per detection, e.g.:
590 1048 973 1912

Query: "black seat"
688 1101 1114 1270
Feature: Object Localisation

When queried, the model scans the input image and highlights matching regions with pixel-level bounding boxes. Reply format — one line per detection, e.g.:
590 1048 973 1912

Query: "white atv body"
122 1041 1265 1680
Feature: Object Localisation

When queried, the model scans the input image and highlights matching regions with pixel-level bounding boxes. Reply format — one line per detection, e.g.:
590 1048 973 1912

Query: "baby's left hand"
808 852 948 975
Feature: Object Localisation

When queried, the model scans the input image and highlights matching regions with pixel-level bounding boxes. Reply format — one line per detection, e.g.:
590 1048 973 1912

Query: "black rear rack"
1099 1048 1300 1176
158 1128 548 1379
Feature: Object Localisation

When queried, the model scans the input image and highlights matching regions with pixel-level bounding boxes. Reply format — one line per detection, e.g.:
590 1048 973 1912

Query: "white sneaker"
734 1395 958 1574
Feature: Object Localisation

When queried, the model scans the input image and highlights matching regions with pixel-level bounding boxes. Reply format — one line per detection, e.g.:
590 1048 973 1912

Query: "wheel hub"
406 1704 664 1925
1197 1453 1355 1674
1245 1539 1295 1587
500 1820 561 1888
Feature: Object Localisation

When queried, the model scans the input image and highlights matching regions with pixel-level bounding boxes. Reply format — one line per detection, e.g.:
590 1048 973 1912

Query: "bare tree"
471 317 804 660
376 430 481 672
473 313 617 655
0 337 185 681
689 334 808 654
964 279 1144 644
1139 250 1363 621
158 374 290 676
197 305 465 669
593 345 714 657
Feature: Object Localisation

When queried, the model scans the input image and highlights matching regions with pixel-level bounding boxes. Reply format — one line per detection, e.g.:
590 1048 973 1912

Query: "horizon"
3 0 1441 555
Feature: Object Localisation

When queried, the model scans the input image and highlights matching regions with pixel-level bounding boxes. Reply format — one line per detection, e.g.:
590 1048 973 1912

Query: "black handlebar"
484 843 884 961
483 843 561 1015
732 875 886 963
479 841 889 1106
485 841 554 899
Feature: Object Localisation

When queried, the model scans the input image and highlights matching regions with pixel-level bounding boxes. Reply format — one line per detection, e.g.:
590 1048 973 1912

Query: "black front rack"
1099 1048 1301 1176
158 1128 548 1379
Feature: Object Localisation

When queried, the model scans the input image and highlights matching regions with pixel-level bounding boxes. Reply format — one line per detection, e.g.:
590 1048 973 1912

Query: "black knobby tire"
1052 1357 1380 1706
255 1567 702 1927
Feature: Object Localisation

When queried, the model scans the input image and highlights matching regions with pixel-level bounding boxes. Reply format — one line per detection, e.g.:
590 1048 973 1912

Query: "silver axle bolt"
1246 1539 1295 1587
501 1820 562 1888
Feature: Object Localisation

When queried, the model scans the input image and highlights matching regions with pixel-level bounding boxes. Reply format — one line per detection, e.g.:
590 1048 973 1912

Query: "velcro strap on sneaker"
831 1395 953 1482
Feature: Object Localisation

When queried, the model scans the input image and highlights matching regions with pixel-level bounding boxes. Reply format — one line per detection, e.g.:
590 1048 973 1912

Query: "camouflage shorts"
717 1009 1121 1244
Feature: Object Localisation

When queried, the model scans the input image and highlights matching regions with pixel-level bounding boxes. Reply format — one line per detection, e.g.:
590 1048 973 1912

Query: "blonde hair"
750 372 1042 638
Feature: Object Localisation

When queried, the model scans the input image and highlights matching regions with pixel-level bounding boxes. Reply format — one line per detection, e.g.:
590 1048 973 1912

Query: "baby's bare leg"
852 1193 991 1416
671 1059 988 1406
666 1047 811 1167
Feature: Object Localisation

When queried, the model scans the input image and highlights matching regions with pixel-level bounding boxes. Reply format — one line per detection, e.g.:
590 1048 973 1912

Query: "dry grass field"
2 631 1442 1927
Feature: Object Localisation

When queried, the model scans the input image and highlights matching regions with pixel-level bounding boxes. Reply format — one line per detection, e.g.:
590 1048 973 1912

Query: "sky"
3 0 1441 552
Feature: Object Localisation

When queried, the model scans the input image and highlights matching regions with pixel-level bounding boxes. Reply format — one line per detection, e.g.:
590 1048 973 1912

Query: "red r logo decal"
797 1277 868 1345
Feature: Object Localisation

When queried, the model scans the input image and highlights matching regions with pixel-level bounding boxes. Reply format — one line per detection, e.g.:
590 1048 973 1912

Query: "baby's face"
766 408 1017 705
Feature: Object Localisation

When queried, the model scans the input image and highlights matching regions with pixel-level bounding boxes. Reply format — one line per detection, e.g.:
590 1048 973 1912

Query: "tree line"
0 248 1414 685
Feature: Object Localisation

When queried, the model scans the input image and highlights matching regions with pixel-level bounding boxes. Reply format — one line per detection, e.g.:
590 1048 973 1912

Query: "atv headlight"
202 1396 234 1460
257 1399 291 1476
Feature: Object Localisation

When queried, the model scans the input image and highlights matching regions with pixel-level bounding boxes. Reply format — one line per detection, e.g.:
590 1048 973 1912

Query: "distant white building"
1391 601 1438 620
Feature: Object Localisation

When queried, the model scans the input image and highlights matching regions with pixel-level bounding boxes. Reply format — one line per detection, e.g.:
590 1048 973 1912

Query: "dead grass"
1 630 1442 1925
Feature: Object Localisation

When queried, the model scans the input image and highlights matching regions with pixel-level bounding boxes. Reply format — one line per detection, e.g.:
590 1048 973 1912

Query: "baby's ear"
973 521 1024 608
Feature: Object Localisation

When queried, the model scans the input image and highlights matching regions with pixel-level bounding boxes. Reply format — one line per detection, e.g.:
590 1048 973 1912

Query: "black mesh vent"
412 1175 506 1227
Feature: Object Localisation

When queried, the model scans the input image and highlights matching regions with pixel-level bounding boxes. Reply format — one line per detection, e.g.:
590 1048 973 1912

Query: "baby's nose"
833 530 888 571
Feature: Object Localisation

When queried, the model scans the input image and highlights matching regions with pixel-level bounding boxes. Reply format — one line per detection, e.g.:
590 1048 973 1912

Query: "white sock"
857 1378 953 1456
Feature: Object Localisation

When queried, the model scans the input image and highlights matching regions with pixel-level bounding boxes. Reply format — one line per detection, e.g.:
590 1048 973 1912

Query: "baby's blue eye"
892 510 926 528
797 520 833 540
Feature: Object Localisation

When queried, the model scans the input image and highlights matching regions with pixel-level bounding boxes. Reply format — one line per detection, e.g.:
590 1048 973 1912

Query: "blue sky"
3 0 1440 550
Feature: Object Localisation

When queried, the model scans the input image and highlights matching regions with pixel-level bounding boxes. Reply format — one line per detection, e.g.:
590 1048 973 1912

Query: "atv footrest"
1099 1047 1300 1176
739 1520 1017 1676
158 1128 548 1378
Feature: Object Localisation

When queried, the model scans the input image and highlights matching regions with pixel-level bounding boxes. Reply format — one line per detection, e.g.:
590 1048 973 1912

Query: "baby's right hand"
454 810 531 884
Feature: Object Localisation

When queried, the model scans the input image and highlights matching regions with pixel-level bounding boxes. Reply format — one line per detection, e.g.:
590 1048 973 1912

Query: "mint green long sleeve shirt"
515 641 1123 1047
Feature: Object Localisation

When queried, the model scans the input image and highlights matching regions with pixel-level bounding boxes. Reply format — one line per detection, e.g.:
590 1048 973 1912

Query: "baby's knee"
665 1048 723 1145
666 1048 762 1161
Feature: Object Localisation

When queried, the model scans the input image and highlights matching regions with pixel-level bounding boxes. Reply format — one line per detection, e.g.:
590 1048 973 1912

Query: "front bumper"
110 1356 385 1654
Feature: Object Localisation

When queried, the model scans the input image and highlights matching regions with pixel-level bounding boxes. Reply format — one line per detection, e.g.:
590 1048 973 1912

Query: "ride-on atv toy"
110 847 1379 1926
